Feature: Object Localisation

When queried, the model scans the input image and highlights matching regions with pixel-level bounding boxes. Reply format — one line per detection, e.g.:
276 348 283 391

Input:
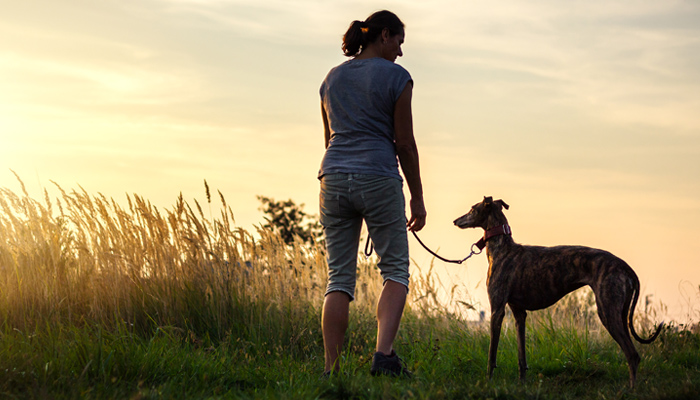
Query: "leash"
363 224 512 265
411 231 481 264
364 233 374 257
364 232 480 264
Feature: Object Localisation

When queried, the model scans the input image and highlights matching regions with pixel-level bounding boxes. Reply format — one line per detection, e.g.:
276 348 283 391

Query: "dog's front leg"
488 303 506 379
509 304 528 382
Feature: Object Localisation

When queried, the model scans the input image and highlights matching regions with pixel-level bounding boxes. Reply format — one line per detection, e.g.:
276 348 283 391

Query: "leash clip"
470 243 483 257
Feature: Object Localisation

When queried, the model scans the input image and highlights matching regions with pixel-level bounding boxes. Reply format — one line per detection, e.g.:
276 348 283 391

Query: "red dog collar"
476 224 512 250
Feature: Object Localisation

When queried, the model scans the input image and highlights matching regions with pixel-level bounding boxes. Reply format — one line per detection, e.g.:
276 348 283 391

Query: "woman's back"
319 57 412 180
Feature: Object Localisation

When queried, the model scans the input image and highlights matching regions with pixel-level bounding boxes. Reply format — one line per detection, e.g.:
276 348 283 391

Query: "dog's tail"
628 284 664 344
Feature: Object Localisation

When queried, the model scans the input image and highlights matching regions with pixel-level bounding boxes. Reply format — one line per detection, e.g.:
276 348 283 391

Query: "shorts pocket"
319 182 341 227
359 177 402 201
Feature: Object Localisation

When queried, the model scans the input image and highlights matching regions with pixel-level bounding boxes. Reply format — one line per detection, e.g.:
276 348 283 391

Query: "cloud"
403 1 700 138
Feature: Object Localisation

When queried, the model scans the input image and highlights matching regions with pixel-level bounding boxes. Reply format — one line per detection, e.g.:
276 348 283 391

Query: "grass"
1 176 699 399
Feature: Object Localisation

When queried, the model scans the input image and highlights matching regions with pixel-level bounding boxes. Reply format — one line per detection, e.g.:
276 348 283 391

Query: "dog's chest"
485 250 517 289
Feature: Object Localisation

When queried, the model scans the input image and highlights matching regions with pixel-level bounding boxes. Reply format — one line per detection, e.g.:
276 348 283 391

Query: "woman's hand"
407 196 427 232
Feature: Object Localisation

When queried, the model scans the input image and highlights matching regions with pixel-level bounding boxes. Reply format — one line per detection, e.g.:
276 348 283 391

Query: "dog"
453 196 663 387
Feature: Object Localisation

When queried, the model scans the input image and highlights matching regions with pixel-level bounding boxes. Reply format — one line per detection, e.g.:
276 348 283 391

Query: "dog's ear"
483 196 493 204
496 199 509 210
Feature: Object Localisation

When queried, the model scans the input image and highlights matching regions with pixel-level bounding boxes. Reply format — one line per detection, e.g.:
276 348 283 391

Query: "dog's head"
453 196 509 230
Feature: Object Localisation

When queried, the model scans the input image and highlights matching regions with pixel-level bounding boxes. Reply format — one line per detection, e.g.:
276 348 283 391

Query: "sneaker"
369 350 412 378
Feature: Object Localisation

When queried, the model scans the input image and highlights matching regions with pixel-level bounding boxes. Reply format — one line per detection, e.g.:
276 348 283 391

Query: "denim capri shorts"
319 173 410 301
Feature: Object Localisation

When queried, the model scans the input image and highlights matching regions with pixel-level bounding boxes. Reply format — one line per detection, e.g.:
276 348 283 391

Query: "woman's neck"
354 43 382 60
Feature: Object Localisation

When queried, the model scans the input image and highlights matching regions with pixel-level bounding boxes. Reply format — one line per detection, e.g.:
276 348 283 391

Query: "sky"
2 0 700 323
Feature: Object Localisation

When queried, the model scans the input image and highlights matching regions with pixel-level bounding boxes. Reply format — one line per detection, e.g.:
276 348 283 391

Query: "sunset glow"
2 0 699 322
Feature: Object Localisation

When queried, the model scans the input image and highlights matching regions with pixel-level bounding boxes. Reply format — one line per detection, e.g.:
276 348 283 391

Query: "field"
1 179 699 399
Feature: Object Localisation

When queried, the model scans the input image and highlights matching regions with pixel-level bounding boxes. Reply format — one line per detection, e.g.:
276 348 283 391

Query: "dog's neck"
477 223 512 250
477 213 512 250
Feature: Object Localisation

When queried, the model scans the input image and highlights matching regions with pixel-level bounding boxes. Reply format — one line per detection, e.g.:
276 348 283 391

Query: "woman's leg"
376 280 408 354
319 174 361 373
354 176 410 355
323 291 351 372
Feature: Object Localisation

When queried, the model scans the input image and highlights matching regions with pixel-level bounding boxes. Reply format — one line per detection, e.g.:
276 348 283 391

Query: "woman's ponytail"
342 20 365 57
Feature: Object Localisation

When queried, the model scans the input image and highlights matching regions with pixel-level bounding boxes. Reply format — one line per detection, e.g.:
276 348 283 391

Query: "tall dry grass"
0 176 464 344
0 177 324 339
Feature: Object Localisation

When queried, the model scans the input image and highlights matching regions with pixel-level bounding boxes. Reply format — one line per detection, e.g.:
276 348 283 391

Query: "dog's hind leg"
488 302 507 379
594 283 641 388
509 304 528 382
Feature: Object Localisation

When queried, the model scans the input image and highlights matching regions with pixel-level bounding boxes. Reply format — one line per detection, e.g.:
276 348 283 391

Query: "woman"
318 10 426 377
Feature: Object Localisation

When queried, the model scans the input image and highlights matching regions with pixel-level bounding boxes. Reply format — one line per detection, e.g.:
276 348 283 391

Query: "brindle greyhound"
453 197 663 388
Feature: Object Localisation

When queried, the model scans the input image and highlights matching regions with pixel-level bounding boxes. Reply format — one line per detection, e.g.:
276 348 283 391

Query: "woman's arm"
321 102 331 149
394 82 427 232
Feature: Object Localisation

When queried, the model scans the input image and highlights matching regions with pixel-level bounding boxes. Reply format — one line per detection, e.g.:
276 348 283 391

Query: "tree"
257 196 323 246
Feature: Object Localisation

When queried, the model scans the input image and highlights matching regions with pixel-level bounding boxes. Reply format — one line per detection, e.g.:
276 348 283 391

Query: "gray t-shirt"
318 57 413 180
